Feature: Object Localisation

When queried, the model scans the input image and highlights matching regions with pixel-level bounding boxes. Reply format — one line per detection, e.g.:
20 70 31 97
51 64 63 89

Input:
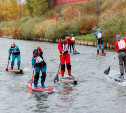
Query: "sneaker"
119 75 124 79
61 75 64 78
34 85 38 88
41 84 45 87
69 74 73 78
69 74 72 76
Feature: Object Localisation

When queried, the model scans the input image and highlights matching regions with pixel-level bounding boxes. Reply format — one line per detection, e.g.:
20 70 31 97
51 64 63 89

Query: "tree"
26 0 49 17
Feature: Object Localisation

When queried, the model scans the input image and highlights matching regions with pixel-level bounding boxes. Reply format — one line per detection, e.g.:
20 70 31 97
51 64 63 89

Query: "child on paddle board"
8 42 21 69
93 29 104 54
32 47 47 87
115 35 126 79
58 36 74 78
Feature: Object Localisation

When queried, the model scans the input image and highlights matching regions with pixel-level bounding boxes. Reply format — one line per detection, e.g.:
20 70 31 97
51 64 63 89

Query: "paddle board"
59 74 78 85
108 74 126 83
28 81 54 94
70 51 80 54
96 51 106 56
7 68 23 74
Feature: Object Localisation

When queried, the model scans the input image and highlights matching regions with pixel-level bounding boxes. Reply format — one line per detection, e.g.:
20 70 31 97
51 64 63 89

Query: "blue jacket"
9 45 20 57
93 30 102 39
32 57 36 68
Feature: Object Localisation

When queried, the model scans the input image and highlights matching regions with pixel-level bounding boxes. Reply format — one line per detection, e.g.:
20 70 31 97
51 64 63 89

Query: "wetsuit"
9 45 20 69
69 36 75 53
115 38 126 75
32 48 46 87
93 30 104 54
58 39 74 76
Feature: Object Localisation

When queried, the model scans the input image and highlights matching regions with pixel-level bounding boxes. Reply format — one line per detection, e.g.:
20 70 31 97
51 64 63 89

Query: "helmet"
37 46 40 49
97 30 102 33
61 36 65 39
33 49 38 56
11 42 15 45
116 35 121 39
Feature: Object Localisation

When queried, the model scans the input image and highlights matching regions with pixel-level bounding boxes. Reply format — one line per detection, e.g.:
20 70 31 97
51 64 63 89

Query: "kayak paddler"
58 36 74 78
32 47 47 87
8 42 21 69
115 35 126 79
93 29 104 54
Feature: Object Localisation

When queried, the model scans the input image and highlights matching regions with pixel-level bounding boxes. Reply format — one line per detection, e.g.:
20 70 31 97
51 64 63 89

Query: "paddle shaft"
54 54 63 83
6 58 10 71
110 55 116 67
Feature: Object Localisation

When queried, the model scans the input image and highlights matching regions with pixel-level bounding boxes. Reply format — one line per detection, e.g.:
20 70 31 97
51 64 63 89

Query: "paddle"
54 54 60 56
70 76 78 85
28 71 35 92
104 55 116 75
54 55 63 83
6 57 10 71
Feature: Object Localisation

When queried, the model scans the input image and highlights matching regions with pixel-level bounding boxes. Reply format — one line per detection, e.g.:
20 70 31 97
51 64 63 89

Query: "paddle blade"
28 81 33 92
104 66 111 75
28 86 32 92
54 74 59 83
74 80 77 85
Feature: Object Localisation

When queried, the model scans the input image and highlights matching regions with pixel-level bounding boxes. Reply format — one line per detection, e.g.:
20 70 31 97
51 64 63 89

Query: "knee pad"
41 72 46 78
61 64 65 70
35 72 39 79
67 63 71 69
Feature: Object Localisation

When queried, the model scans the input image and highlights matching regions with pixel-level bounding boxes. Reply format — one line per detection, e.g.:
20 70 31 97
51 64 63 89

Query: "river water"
0 37 126 113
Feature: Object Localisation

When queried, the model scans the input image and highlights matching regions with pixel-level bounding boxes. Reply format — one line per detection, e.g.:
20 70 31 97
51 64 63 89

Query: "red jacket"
58 38 74 53
115 38 126 52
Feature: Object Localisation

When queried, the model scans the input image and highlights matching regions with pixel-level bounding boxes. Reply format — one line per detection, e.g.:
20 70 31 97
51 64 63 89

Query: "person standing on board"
8 42 21 69
32 47 47 87
93 29 104 54
69 34 75 53
58 36 74 78
115 35 126 79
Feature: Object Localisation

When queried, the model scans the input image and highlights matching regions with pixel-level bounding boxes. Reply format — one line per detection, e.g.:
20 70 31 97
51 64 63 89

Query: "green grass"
75 34 96 42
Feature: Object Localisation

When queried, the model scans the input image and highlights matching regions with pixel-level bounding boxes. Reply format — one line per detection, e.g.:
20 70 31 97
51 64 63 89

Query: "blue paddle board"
109 74 126 83
70 51 80 54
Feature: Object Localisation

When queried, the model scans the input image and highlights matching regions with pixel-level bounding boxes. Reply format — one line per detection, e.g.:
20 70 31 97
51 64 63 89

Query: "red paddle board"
28 81 54 94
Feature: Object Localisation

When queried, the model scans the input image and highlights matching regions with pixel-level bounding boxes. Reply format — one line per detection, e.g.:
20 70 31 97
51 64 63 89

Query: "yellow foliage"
0 0 29 22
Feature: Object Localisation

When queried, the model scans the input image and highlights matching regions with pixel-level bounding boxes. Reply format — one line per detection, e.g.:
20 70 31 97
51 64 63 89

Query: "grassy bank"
0 0 126 45
75 34 96 42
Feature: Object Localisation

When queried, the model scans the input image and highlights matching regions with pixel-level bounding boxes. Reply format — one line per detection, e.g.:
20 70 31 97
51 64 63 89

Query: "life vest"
11 46 20 55
62 43 68 52
71 37 75 41
97 32 102 39
34 56 43 67
118 39 126 49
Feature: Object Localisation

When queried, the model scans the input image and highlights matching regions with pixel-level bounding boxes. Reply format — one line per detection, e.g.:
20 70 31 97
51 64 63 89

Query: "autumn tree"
26 0 49 17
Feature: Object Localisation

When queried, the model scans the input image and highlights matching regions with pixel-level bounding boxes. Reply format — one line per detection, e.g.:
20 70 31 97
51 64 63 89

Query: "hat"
61 36 65 39
116 35 121 39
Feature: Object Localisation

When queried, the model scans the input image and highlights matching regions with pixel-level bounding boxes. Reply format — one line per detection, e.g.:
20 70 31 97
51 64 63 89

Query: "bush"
99 13 126 44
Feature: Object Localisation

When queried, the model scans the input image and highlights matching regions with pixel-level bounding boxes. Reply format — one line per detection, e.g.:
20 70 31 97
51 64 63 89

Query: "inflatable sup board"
28 81 54 94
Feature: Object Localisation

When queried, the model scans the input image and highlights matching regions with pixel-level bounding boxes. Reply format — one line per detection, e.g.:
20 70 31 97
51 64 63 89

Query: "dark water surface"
0 37 126 113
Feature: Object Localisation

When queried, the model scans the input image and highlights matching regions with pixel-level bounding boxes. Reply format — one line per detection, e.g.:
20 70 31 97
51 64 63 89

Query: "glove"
33 68 35 71
8 57 10 60
64 51 68 55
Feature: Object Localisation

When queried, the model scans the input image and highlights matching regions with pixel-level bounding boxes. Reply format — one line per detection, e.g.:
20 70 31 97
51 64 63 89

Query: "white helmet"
11 42 15 45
